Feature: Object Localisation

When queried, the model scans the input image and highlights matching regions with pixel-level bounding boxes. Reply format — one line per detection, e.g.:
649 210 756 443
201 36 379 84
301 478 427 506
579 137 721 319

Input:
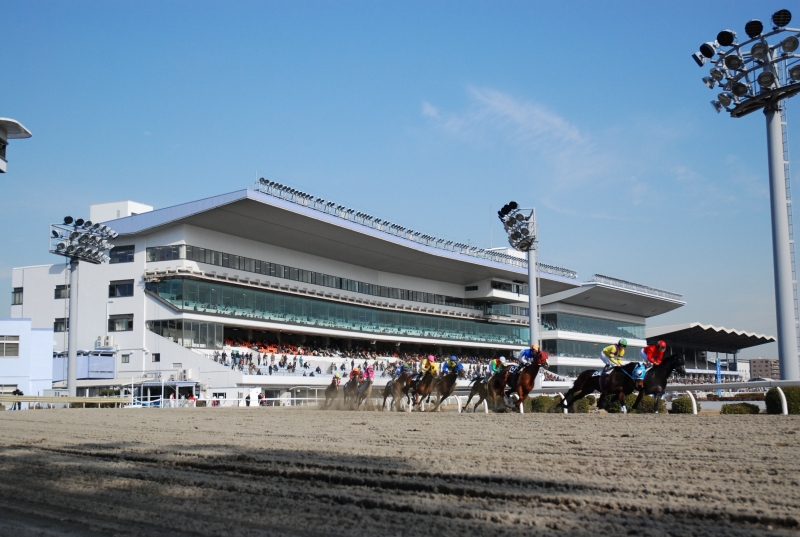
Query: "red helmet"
657 340 666 348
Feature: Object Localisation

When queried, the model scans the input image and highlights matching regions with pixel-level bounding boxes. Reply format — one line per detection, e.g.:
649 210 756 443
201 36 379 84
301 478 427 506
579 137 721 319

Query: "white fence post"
483 399 489 414
776 387 789 415
558 392 567 414
686 391 698 415
456 396 462 413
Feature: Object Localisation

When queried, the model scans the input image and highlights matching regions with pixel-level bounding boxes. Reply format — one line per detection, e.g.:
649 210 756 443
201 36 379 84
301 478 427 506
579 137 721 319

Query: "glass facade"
146 244 485 312
491 281 529 295
147 319 223 349
146 278 529 345
541 312 644 339
542 339 643 361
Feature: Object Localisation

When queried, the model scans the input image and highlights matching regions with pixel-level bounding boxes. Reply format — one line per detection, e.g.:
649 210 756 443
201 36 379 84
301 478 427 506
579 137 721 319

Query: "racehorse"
504 353 549 412
596 361 646 413
343 376 359 407
631 354 686 413
560 361 644 413
381 379 395 410
355 379 373 410
487 367 511 411
324 377 340 409
408 371 435 411
464 374 488 412
392 371 413 411
430 371 458 411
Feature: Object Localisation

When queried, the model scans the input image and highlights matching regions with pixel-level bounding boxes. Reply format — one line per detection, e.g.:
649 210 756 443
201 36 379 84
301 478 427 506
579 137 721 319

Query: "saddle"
509 365 520 375
591 369 606 378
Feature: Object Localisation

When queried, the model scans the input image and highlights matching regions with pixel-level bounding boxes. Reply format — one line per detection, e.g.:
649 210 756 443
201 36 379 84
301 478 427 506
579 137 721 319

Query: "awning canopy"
646 323 775 353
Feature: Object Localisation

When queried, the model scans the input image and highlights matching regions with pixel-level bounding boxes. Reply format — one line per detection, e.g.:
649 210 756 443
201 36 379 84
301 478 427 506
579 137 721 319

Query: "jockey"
394 360 408 377
518 344 540 366
421 355 438 375
641 340 667 367
485 356 507 381
600 339 627 376
442 355 463 375
332 373 341 384
349 367 361 381
363 363 375 381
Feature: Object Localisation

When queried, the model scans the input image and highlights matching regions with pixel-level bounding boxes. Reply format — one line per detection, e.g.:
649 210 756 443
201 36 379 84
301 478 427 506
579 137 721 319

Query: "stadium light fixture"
497 200 540 351
49 216 118 397
692 7 800 380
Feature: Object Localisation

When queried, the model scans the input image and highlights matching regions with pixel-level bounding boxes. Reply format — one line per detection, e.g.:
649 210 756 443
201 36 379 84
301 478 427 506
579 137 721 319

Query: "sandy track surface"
0 408 798 536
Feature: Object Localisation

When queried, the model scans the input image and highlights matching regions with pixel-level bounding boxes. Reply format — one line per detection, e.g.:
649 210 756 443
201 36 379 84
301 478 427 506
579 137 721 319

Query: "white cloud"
421 102 439 119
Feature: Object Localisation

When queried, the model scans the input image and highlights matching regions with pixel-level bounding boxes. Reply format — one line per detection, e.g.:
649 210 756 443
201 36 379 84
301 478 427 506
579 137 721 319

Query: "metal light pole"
693 8 800 380
50 216 118 396
498 202 539 348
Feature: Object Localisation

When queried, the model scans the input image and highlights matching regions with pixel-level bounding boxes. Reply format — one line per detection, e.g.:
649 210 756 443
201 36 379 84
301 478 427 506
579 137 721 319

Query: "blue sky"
2 1 792 359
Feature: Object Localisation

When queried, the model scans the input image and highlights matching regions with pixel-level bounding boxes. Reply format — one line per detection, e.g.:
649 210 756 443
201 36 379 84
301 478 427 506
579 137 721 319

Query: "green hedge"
633 395 668 414
527 396 555 413
721 402 760 414
670 396 700 414
572 397 592 413
605 393 638 413
766 386 800 414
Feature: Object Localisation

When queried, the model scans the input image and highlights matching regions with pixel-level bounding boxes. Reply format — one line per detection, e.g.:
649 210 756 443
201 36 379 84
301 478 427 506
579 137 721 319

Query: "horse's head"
675 354 687 376
537 351 549 368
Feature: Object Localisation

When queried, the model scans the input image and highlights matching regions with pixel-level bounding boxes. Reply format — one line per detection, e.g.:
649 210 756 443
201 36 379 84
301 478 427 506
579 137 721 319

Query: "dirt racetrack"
0 408 798 537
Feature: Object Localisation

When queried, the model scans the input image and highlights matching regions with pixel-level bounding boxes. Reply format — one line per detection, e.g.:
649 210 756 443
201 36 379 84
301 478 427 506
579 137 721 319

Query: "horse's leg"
618 391 627 414
653 391 662 414
631 388 645 411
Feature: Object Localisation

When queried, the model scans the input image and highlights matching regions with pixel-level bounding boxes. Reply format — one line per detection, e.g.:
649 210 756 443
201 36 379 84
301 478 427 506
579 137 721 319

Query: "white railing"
591 274 683 301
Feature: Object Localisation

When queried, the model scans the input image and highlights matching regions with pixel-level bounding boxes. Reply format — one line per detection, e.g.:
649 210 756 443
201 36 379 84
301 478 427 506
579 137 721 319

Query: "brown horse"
431 372 458 411
464 374 488 412
355 379 373 410
504 353 549 412
487 367 511 411
324 377 340 409
393 371 413 411
408 371 435 411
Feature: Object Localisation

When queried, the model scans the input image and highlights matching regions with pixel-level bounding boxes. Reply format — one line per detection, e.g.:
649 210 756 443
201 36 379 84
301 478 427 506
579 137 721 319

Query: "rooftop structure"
0 117 32 173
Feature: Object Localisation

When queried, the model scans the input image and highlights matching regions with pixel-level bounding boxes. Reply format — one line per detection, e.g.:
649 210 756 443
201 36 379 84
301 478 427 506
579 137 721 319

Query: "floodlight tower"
497 202 540 348
693 8 800 380
50 217 118 396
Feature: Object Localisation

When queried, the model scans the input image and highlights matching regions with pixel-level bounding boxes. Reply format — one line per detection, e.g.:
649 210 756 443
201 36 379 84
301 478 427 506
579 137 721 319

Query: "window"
109 245 135 264
151 353 160 363
108 314 134 332
54 284 70 299
54 318 69 332
465 286 478 291
121 353 131 364
109 280 134 298
0 336 20 357
11 288 22 306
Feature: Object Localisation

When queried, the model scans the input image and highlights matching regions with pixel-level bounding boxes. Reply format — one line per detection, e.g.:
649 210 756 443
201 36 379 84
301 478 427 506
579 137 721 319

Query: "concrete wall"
0 318 53 397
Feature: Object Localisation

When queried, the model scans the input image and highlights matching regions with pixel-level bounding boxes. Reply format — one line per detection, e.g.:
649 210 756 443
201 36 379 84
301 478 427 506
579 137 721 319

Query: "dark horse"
504 354 549 412
561 362 644 413
324 377 340 409
631 354 687 413
431 371 458 411
464 374 488 412
343 376 359 407
381 378 395 410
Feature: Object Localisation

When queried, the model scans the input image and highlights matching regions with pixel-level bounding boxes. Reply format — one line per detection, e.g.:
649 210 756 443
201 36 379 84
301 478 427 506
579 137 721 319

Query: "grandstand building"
10 182 685 398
